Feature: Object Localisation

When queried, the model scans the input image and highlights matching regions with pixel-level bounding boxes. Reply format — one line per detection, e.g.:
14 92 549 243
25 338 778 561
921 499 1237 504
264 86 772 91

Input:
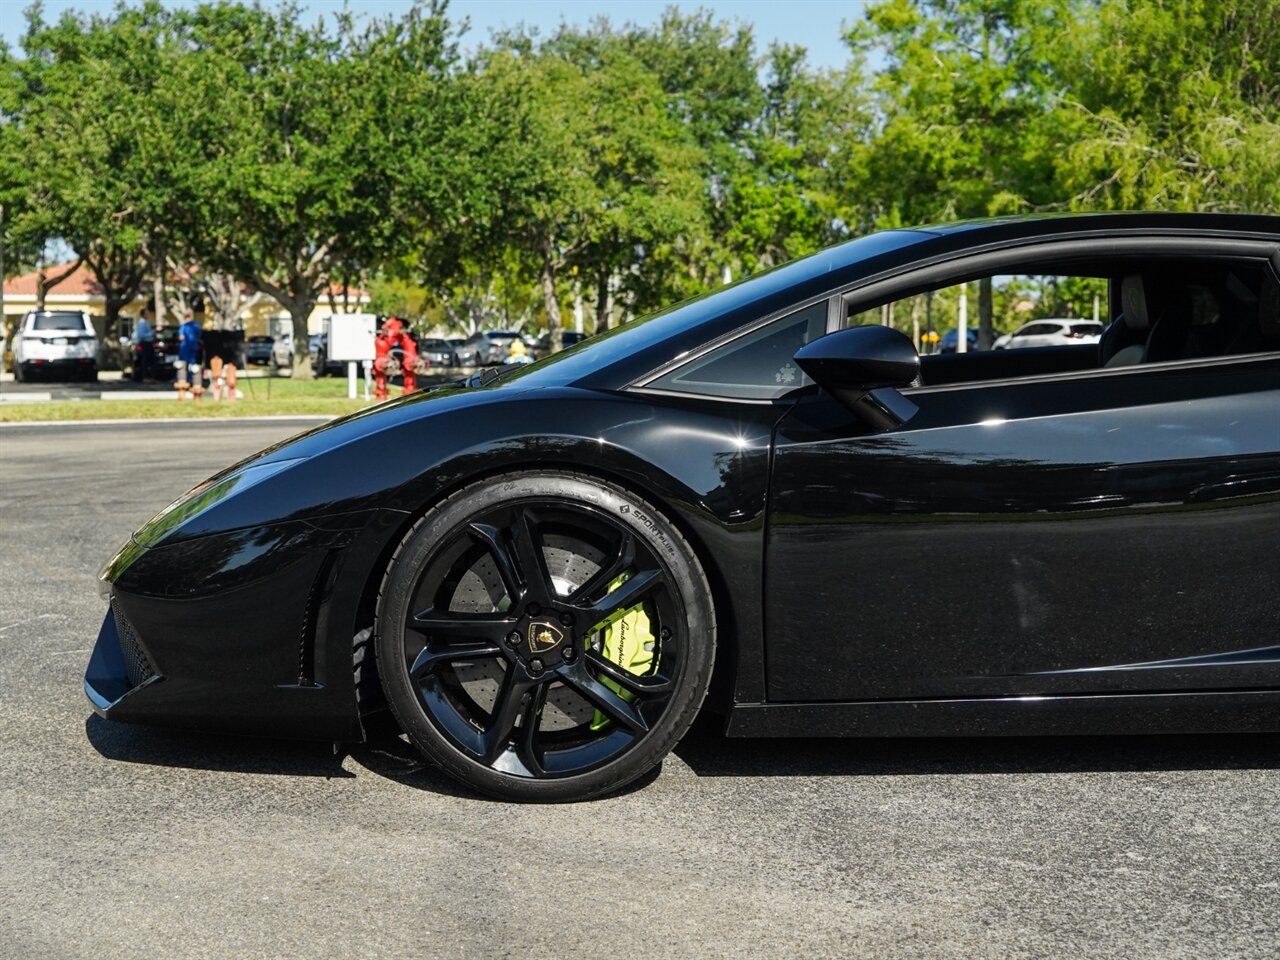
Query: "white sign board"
326 313 377 362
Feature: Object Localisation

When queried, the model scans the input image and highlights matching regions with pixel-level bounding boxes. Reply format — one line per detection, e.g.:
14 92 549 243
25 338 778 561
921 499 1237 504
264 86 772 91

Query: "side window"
648 300 828 400
842 259 1278 388
847 274 1109 356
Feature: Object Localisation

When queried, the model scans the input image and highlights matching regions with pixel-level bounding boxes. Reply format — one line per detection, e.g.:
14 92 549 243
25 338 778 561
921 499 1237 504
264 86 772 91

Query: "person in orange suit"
373 317 421 401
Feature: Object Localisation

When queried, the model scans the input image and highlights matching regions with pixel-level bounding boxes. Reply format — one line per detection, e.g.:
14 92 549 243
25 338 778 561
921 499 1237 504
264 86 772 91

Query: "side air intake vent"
111 598 155 688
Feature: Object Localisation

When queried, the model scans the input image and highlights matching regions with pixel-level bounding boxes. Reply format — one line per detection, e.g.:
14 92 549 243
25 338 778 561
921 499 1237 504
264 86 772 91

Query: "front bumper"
86 509 408 741
21 357 96 369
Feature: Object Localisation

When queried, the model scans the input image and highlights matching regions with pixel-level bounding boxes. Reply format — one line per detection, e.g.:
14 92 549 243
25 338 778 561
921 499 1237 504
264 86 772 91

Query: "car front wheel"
375 471 715 802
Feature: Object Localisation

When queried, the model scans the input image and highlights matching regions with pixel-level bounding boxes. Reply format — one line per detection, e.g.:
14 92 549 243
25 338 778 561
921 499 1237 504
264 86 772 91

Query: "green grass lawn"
0 377 405 422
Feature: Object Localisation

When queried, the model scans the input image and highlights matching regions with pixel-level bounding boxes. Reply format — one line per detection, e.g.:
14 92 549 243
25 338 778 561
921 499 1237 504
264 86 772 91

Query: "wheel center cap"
526 620 565 655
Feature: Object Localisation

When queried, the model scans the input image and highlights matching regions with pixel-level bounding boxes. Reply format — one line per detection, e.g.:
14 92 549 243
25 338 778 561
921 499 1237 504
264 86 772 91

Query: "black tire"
375 471 715 802
14 362 26 383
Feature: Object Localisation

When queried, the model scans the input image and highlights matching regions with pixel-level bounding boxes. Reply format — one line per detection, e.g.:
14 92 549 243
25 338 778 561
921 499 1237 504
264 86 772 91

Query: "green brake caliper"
589 572 657 731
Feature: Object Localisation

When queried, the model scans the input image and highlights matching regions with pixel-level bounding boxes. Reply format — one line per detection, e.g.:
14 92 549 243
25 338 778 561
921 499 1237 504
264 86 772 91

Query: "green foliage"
1048 0 1280 212
169 1 460 374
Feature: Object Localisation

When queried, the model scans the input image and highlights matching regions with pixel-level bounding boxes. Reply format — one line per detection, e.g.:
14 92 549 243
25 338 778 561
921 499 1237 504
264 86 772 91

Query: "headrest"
1261 274 1280 340
1187 284 1223 328
1120 275 1150 329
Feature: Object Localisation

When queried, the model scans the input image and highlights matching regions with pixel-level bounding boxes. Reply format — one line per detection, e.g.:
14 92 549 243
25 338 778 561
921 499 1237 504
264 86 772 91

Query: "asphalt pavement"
0 420 1276 959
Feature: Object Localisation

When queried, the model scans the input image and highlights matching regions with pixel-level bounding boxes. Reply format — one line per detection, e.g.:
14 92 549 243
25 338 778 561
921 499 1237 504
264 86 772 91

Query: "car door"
1010 322 1052 348
765 278 1280 702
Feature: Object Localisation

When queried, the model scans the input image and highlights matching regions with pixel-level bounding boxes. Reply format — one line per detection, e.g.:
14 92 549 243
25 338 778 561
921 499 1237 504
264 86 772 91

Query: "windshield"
31 313 88 331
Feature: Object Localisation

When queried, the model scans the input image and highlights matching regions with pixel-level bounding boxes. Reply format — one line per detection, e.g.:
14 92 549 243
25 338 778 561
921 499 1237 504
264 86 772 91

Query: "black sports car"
87 213 1280 802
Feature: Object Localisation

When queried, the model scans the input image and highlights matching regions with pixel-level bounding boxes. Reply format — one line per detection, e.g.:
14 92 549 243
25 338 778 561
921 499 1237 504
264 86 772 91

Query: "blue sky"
1 0 870 70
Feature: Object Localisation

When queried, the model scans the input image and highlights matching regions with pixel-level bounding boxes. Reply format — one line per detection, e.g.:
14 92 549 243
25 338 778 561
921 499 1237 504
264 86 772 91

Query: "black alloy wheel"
376 472 715 802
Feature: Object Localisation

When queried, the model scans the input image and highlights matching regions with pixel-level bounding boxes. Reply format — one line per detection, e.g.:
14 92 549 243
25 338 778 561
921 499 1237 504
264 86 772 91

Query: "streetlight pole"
1 203 6 330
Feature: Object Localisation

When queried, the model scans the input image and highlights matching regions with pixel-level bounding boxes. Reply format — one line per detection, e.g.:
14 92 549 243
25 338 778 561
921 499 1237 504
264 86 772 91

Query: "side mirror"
794 325 920 430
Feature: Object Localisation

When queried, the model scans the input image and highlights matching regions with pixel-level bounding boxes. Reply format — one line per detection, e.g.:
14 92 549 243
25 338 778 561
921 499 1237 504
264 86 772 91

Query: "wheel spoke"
480 667 538 766
410 640 502 678
585 649 674 698
567 532 636 605
466 521 523 602
408 607 513 644
516 682 548 776
581 567 665 626
558 662 649 735
510 507 554 606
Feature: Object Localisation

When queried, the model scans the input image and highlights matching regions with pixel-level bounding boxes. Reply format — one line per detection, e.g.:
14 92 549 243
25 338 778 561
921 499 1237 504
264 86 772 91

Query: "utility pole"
153 238 166 330
0 204 6 332
957 280 968 353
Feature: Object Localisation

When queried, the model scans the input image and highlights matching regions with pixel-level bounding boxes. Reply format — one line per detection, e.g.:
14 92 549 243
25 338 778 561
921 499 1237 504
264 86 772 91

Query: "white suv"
14 310 99 382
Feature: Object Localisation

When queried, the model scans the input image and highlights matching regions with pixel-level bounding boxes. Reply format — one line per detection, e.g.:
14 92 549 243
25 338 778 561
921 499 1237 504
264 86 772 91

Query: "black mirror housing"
794 324 920 390
794 325 920 429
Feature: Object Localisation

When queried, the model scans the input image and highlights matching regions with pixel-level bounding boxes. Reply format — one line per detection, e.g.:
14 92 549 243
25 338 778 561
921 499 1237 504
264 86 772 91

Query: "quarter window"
648 300 828 400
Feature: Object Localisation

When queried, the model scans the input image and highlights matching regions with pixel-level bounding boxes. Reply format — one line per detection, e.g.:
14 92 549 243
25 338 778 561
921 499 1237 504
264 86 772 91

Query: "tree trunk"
290 299 314 379
153 251 166 330
594 266 610 335
541 244 563 353
978 276 994 350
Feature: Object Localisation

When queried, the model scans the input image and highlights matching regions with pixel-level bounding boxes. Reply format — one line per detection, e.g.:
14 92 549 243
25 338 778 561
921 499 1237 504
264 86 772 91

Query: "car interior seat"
1101 274 1151 367
1225 268 1280 354
1262 271 1280 346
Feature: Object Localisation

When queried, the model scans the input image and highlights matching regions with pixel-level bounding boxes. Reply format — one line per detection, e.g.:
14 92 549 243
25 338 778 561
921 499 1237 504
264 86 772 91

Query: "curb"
0 415 335 428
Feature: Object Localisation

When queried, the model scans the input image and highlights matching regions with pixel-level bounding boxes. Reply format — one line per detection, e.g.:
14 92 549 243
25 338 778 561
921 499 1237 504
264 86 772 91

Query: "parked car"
456 329 528 365
994 319 1104 349
87 212 1280 803
482 330 526 363
245 335 275 365
271 333 293 369
416 337 459 368
939 327 981 353
308 333 347 377
532 330 588 358
449 333 487 366
13 310 98 382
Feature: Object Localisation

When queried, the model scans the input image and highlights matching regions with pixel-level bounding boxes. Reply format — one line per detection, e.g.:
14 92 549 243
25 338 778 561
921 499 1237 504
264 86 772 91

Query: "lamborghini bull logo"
527 621 564 654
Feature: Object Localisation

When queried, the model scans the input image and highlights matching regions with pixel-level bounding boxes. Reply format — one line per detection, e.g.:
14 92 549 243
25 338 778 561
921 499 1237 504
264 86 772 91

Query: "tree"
619 10 763 290
430 46 704 349
175 2 459 376
720 44 869 276
9 3 198 335
841 0 1069 345
1047 0 1280 213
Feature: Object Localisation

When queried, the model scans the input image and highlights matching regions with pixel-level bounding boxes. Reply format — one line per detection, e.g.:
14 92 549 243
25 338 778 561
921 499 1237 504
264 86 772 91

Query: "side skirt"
724 689 1280 738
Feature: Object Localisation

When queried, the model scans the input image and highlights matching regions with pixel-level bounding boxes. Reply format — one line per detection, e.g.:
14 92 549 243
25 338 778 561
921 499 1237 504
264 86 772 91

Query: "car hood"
117 380 544 551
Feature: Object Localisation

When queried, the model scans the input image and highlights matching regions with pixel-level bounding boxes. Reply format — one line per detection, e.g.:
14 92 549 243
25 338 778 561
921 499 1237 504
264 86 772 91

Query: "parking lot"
1 420 1276 959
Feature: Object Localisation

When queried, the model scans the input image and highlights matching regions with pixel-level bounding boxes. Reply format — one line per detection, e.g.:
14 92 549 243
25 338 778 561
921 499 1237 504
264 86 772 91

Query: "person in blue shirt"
131 308 157 382
176 312 204 399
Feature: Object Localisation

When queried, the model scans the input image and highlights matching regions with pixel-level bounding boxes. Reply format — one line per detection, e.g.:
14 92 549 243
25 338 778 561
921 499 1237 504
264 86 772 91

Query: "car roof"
500 213 1280 392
